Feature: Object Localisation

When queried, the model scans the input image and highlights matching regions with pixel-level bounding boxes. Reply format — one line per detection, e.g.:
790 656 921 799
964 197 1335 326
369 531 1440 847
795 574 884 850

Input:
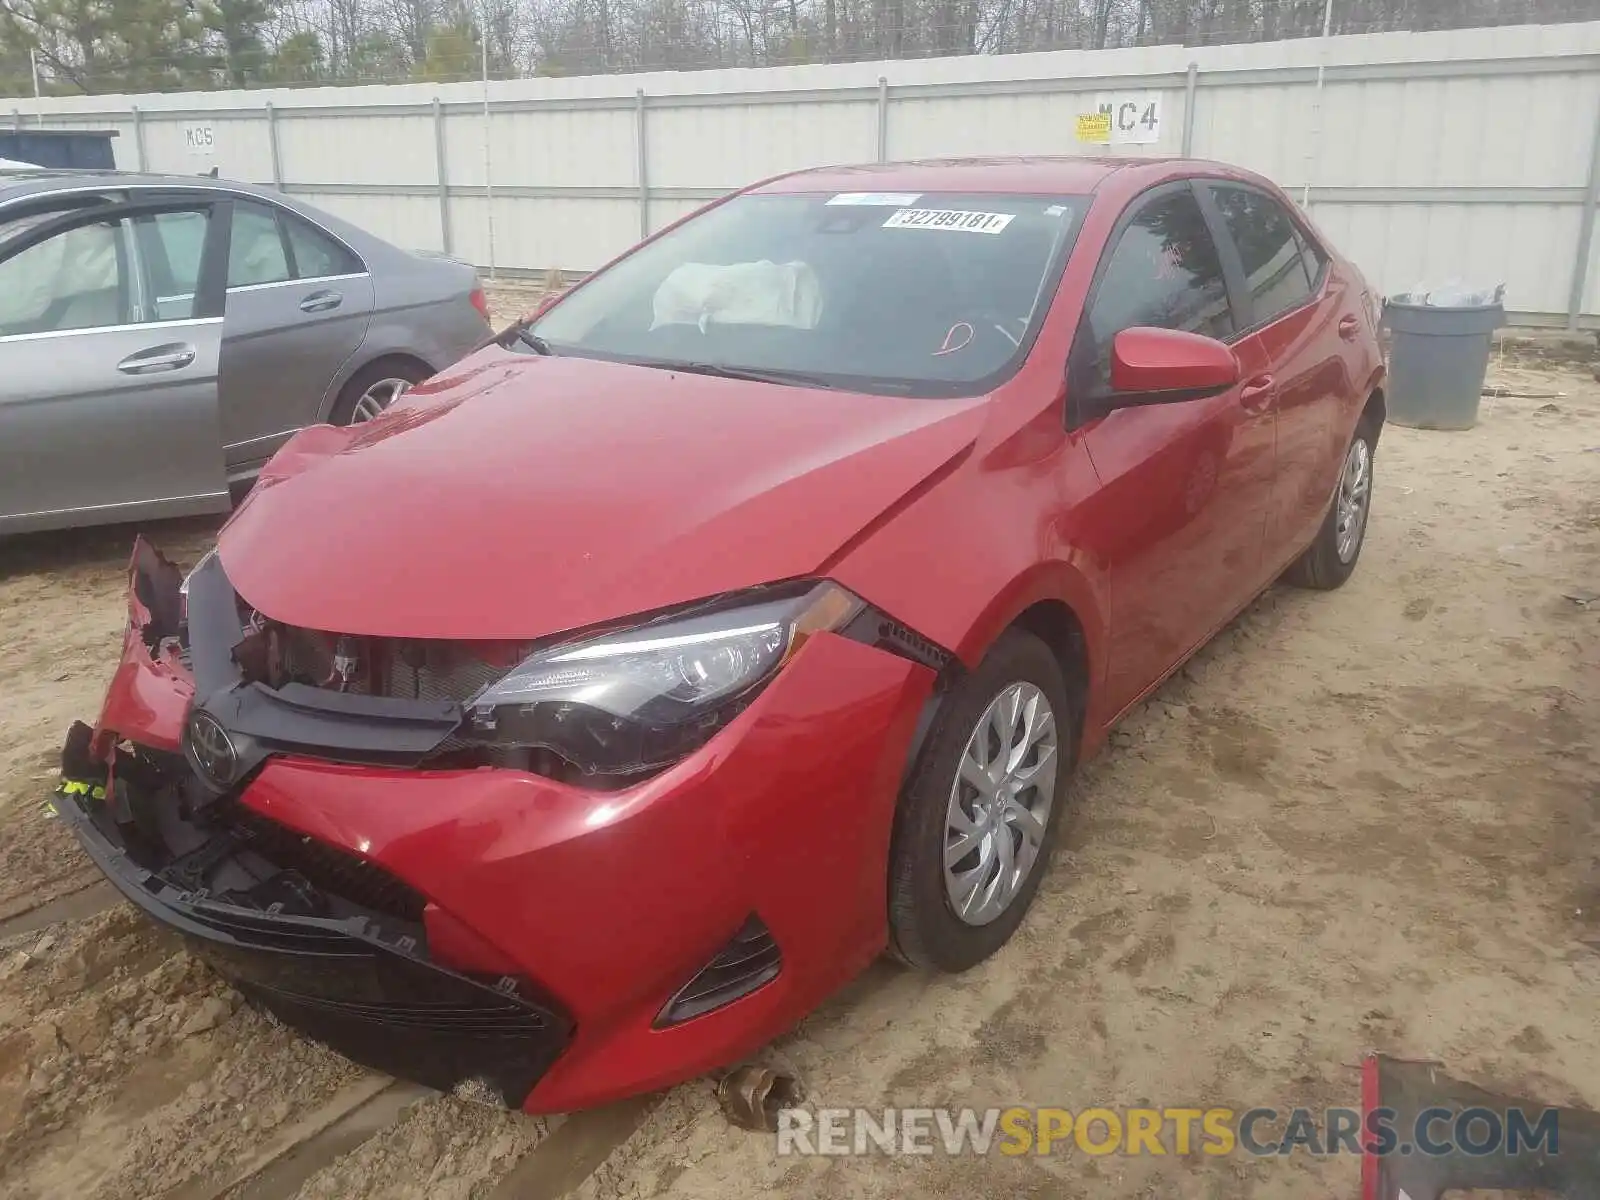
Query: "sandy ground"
0 340 1595 1199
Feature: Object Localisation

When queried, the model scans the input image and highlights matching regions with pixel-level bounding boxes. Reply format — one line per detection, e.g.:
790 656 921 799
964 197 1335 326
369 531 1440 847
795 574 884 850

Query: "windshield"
529 192 1089 397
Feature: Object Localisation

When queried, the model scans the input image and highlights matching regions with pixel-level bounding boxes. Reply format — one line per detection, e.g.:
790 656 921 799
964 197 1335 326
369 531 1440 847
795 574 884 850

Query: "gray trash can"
1382 296 1505 430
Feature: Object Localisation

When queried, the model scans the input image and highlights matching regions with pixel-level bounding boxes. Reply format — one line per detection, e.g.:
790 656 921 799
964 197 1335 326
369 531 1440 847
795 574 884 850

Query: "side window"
1079 188 1233 391
1294 225 1327 290
1210 186 1313 326
135 210 208 320
284 214 362 279
0 219 131 336
228 201 291 288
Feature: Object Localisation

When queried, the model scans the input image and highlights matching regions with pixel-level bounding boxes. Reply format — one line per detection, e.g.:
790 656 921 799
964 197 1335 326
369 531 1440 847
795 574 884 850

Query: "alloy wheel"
942 681 1059 927
350 378 411 423
1335 436 1372 563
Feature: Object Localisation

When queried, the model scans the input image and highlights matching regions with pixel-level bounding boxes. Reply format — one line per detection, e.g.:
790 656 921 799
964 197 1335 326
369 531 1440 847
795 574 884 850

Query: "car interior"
575 199 1074 389
0 218 131 337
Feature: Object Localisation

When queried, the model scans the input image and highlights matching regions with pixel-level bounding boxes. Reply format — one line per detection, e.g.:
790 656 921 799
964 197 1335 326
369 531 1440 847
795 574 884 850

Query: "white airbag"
651 260 822 333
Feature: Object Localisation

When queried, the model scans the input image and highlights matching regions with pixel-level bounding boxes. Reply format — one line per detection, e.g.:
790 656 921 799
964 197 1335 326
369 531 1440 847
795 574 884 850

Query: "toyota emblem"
185 709 238 789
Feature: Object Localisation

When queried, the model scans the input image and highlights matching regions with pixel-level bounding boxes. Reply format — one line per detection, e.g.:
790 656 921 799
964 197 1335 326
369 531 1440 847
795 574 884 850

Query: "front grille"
245 976 551 1036
228 805 427 923
189 927 569 1106
389 652 507 705
275 626 515 705
656 915 782 1027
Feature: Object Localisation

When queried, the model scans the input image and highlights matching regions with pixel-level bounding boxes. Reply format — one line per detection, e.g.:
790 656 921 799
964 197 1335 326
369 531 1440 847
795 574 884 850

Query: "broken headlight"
465 582 862 779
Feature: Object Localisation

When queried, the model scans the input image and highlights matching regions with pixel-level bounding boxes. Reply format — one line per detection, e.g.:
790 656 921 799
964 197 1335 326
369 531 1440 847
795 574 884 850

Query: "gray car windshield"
529 192 1088 397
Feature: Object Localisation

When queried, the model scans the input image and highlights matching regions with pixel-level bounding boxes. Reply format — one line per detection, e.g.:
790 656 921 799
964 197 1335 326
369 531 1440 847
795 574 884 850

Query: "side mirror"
1077 327 1240 423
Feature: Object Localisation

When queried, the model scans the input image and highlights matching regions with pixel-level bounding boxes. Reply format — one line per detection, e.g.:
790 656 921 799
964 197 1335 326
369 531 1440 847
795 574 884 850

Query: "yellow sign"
1075 111 1112 144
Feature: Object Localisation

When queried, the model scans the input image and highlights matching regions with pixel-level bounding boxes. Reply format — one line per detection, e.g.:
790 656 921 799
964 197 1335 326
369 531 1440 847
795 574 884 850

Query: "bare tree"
3 0 1591 95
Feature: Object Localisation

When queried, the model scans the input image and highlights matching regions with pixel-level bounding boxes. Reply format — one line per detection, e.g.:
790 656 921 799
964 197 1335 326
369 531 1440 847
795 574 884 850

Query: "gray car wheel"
329 360 430 427
351 377 412 423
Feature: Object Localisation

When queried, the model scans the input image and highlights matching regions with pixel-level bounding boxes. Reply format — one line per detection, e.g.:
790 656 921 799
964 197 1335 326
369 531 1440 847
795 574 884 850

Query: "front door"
0 199 231 535
1068 182 1278 719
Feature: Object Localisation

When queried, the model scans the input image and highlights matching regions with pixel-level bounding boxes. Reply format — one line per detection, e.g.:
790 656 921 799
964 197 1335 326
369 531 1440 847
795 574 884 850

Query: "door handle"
1338 314 1361 341
1239 373 1276 413
299 290 343 314
117 344 196 375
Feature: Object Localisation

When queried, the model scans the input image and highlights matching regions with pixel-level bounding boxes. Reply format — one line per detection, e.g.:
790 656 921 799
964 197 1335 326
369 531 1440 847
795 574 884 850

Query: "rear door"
0 198 231 535
1198 182 1354 568
217 198 375 474
1068 181 1277 719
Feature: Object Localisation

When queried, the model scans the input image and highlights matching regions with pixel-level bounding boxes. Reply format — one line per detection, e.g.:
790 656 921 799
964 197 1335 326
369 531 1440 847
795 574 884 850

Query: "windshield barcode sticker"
882 208 1015 234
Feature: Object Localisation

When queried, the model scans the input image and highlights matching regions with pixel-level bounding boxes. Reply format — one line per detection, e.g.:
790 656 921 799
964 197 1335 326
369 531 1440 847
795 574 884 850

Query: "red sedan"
55 156 1384 1113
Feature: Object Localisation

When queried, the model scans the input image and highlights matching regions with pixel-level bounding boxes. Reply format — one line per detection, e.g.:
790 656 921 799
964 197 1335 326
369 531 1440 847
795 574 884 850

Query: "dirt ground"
0 342 1596 1199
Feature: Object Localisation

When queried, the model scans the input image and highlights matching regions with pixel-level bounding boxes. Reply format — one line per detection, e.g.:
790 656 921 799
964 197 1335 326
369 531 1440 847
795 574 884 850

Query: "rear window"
529 192 1089 397
228 201 291 287
1210 185 1315 327
285 214 362 278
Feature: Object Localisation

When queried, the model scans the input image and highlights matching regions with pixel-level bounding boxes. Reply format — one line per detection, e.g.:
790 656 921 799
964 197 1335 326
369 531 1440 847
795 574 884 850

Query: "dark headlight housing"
462 582 863 780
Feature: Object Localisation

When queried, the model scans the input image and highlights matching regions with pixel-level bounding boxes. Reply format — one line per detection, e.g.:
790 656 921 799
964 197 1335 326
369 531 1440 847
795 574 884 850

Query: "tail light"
469 285 490 324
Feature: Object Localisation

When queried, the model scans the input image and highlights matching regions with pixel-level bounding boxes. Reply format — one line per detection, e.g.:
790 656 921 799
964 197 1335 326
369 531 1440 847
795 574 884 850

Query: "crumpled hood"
220 349 985 641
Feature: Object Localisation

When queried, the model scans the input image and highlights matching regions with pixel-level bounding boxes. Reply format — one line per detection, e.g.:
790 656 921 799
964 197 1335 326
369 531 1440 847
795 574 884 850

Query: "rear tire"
1284 416 1378 591
887 629 1076 973
328 359 430 426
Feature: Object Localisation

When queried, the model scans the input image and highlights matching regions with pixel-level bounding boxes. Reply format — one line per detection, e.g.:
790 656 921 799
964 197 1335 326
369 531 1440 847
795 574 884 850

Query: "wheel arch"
888 560 1105 791
320 351 438 423
950 560 1104 693
1012 598 1091 754
881 587 1097 970
1361 385 1387 443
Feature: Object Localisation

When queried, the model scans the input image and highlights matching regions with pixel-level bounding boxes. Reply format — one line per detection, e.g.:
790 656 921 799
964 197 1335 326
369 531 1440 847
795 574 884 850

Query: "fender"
1364 368 1388 410
951 558 1104 682
831 430 1112 759
878 552 1108 812
94 538 193 759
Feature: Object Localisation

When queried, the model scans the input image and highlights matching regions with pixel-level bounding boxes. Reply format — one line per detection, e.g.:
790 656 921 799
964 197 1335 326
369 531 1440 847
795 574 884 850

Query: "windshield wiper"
497 324 553 355
631 359 839 389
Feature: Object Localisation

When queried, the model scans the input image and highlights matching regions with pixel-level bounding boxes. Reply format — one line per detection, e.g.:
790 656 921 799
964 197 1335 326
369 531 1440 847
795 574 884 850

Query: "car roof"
0 169 401 261
1 157 1269 210
751 155 1261 198
0 169 288 207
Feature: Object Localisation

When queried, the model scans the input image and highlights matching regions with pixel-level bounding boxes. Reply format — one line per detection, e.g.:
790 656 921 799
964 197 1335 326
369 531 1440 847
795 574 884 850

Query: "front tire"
887 629 1075 972
1285 417 1377 591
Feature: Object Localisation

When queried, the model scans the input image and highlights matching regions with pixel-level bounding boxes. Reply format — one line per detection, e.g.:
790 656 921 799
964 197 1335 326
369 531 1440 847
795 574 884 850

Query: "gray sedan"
0 172 491 534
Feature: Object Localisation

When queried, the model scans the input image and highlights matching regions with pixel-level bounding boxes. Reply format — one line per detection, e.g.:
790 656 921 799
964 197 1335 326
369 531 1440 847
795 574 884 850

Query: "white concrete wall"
12 19 1600 322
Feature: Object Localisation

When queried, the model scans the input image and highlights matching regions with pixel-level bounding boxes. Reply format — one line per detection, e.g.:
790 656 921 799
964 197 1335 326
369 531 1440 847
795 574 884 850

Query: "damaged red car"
53 157 1385 1113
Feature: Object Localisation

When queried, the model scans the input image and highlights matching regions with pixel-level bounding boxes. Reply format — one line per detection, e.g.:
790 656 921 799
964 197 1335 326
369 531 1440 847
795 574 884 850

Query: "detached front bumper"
63 540 936 1112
